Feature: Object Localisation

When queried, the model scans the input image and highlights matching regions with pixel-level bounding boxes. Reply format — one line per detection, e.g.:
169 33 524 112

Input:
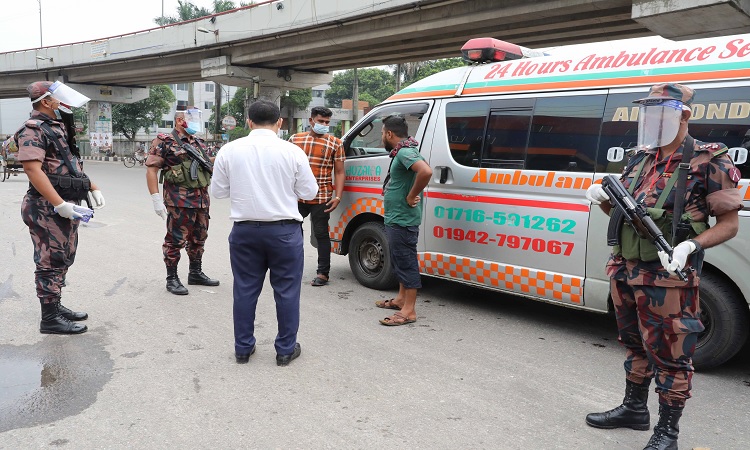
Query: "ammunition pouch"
613 208 708 261
159 158 210 188
29 173 91 202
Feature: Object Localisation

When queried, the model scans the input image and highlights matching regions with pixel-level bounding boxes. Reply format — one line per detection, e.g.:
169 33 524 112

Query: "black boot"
586 379 651 430
40 302 87 334
643 404 682 450
58 303 88 321
166 266 189 295
187 260 220 286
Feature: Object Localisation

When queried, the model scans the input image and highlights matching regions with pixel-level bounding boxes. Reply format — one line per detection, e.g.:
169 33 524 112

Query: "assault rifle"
600 175 690 281
171 130 213 178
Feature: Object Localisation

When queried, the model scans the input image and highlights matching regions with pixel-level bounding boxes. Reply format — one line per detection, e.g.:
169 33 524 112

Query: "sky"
0 0 220 53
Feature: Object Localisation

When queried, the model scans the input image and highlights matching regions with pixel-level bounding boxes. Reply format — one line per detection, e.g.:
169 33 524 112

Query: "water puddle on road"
0 330 113 433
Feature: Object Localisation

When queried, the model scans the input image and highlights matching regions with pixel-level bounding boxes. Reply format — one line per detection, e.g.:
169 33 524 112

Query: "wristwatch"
335 196 341 201
687 239 703 253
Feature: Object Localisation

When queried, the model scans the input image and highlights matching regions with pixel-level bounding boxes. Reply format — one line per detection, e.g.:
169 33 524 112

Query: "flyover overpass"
1 0 750 100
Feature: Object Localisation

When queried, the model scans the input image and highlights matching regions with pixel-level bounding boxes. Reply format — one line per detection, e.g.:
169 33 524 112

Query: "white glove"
54 202 83 220
658 240 696 276
90 190 105 209
151 193 167 220
585 183 610 205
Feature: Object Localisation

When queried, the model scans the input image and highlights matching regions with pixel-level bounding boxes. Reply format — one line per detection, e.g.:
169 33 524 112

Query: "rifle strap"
38 121 82 177
669 135 695 244
627 152 649 195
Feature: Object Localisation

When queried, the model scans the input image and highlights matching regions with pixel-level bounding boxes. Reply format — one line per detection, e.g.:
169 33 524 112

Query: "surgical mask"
637 100 684 150
312 123 329 135
183 108 203 135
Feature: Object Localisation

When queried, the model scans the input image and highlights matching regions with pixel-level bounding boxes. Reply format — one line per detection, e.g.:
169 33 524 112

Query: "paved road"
1 162 749 449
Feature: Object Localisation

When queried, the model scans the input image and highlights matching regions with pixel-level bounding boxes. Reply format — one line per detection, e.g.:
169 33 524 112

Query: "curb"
83 156 122 162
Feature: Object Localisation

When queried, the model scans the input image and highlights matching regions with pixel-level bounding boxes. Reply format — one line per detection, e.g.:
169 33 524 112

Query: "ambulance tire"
692 271 750 371
348 222 398 290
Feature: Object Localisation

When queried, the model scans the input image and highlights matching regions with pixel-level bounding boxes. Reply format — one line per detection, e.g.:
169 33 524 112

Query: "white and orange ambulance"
330 33 750 369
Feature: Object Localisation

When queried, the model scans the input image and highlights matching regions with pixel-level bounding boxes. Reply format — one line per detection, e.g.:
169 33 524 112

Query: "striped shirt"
289 132 345 204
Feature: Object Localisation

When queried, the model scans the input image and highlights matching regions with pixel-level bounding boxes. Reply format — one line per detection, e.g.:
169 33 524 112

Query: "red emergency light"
461 37 524 63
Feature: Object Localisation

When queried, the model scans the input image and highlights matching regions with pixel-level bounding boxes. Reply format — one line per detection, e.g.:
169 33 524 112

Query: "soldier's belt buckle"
678 163 690 170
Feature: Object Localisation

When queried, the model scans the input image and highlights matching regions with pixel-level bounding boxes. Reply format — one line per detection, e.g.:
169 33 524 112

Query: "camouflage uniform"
607 136 742 407
16 110 84 304
145 133 212 268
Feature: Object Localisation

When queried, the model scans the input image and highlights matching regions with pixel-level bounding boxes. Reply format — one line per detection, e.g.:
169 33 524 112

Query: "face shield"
41 81 90 108
183 108 203 135
637 99 684 151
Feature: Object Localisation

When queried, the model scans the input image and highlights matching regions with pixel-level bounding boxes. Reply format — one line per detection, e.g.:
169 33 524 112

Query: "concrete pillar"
258 86 282 107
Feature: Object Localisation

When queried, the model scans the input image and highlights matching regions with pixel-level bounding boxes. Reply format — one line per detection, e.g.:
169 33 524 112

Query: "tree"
394 58 467 89
112 86 176 141
325 68 395 108
281 89 312 134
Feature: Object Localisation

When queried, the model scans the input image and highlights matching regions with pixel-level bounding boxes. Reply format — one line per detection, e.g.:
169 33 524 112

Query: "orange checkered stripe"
418 252 583 304
330 197 384 254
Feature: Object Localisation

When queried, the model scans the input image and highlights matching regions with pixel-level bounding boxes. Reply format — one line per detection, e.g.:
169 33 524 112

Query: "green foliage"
326 68 395 108
394 58 467 89
227 127 250 141
209 87 247 134
112 86 176 141
281 89 312 110
73 107 88 135
154 0 220 25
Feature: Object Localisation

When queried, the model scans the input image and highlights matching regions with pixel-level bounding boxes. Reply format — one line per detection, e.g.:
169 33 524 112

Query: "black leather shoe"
236 346 256 364
58 303 88 321
276 343 301 366
40 303 87 335
166 266 189 295
187 260 220 286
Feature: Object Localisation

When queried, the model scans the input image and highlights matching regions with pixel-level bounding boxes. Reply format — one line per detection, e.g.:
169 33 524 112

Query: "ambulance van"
331 33 750 370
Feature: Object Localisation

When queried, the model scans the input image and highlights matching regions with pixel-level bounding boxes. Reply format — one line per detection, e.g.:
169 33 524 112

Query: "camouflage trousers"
611 278 704 407
21 195 79 304
163 205 210 268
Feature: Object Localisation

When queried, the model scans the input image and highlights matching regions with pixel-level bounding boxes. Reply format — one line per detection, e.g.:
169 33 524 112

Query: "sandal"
311 276 328 287
379 312 416 326
375 299 401 310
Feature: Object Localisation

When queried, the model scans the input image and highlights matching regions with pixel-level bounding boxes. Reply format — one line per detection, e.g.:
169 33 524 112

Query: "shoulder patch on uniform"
729 167 741 183
23 119 42 129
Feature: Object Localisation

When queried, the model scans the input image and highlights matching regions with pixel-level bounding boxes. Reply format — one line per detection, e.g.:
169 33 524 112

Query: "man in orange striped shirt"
289 107 346 286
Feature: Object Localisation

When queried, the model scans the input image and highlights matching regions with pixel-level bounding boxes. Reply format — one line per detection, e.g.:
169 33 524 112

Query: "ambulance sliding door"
423 93 605 305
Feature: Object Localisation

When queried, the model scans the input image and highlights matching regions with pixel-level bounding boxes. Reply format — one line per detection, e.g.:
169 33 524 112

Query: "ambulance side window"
526 95 605 173
344 103 429 158
601 93 643 174
685 86 750 180
446 100 490 167
482 109 532 169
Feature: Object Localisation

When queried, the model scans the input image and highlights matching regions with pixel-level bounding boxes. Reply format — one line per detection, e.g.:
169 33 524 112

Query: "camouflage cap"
27 81 54 101
634 83 695 107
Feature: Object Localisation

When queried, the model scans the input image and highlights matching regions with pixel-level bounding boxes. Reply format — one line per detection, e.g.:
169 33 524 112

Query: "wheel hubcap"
358 238 384 275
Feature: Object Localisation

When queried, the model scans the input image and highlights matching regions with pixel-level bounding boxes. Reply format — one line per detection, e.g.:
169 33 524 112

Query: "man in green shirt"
377 115 432 326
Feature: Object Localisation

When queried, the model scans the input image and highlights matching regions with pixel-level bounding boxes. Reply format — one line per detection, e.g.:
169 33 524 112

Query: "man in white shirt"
211 100 318 366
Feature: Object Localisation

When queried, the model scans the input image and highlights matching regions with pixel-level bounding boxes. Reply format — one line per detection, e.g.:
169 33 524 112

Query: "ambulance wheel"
693 271 750 370
348 222 398 290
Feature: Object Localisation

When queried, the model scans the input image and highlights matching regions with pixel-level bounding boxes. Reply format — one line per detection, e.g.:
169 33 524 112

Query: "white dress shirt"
210 129 318 222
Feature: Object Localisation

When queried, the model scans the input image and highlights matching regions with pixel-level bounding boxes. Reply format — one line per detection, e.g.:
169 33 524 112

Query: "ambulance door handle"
438 166 451 184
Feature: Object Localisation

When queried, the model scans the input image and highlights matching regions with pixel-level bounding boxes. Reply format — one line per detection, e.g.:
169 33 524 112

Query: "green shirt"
384 146 425 227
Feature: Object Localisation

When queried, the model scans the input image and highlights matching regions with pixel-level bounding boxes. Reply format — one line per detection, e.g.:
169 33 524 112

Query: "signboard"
221 134 229 141
221 116 237 130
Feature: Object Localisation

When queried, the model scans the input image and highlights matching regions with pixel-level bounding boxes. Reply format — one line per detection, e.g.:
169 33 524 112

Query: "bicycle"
123 151 147 168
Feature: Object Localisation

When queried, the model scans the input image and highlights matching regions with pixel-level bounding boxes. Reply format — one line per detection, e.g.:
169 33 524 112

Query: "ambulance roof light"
461 37 545 63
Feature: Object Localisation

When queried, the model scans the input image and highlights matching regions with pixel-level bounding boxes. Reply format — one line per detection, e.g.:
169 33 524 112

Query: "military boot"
166 266 189 295
586 379 651 430
40 302 87 334
643 404 682 450
187 260 220 286
58 303 88 321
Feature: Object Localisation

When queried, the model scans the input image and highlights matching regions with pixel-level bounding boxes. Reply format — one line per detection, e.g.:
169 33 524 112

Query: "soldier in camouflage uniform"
17 81 107 335
146 107 219 295
585 84 742 450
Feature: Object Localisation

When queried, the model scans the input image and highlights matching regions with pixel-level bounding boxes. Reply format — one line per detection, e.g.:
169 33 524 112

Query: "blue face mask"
185 121 202 135
312 123 329 135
